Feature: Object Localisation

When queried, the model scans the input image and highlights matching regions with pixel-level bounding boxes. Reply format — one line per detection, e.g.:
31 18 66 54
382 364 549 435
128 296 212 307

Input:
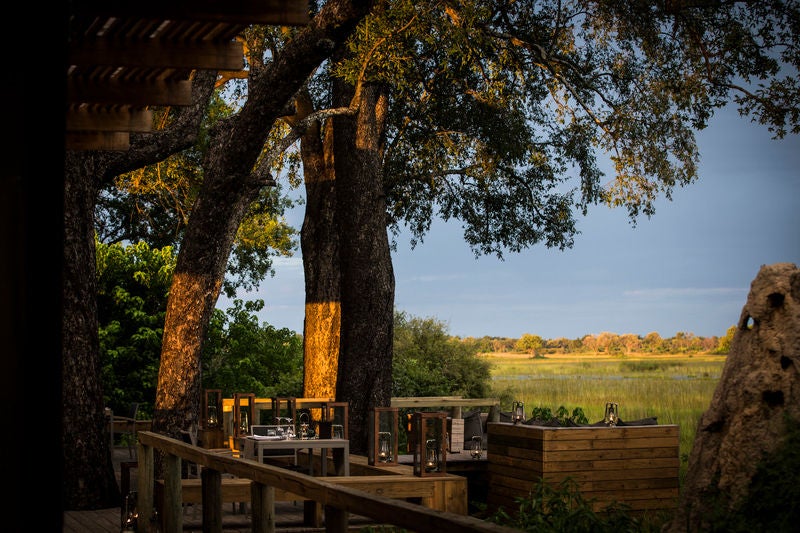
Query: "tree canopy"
332 0 799 258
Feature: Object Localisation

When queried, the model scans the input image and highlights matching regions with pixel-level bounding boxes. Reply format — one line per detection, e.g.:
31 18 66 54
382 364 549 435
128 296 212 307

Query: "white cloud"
623 287 747 299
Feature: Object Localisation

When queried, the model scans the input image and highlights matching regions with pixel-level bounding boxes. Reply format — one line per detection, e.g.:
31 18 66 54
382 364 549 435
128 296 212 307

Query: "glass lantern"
203 389 222 429
368 407 399 466
120 490 138 531
469 434 483 459
233 392 255 438
604 401 619 427
322 401 349 440
297 411 313 440
512 400 525 424
412 411 447 477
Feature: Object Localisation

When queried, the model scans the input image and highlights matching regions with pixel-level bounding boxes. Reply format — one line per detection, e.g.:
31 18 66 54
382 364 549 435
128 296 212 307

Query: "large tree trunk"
62 154 120 510
151 0 374 451
61 71 218 510
298 91 341 400
333 81 394 453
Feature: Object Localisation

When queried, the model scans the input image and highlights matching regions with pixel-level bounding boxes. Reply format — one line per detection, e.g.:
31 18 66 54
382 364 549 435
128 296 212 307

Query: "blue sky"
224 105 800 341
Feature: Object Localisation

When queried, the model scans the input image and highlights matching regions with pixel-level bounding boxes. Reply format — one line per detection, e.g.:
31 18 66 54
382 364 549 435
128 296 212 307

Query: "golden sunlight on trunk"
303 301 341 398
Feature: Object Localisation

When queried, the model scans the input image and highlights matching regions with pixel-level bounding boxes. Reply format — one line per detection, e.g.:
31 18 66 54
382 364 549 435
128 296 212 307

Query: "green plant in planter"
488 477 665 532
528 405 589 426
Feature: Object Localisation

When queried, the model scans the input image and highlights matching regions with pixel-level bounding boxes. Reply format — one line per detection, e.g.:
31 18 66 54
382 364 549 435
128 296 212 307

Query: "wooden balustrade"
135 431 518 533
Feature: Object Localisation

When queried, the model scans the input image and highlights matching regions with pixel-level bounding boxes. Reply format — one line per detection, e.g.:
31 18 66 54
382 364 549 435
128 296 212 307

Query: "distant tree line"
457 327 736 357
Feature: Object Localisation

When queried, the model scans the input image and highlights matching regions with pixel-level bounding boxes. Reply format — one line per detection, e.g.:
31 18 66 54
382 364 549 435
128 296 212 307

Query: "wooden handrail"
390 396 499 408
136 431 518 533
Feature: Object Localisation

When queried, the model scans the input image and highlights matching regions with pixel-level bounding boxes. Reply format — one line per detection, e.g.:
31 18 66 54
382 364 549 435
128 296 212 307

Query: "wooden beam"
66 131 131 151
72 0 310 26
66 107 154 132
67 78 193 106
69 38 245 71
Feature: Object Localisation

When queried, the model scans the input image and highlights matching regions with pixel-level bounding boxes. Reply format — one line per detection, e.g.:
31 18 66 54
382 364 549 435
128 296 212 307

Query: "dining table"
241 436 350 476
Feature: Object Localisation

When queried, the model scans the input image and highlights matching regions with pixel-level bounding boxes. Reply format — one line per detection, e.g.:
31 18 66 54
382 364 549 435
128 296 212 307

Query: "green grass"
485 352 727 484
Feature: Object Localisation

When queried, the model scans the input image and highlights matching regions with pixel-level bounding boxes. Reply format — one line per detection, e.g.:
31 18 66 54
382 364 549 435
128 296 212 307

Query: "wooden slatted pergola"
66 0 309 151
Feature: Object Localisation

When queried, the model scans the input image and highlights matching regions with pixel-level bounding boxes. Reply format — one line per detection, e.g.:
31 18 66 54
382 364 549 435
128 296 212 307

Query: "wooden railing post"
324 504 348 533
250 482 275 533
201 467 223 532
136 443 155 532
162 453 182 532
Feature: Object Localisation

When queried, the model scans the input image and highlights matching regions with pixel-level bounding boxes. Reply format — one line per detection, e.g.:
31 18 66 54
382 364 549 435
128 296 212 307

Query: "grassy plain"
483 351 727 483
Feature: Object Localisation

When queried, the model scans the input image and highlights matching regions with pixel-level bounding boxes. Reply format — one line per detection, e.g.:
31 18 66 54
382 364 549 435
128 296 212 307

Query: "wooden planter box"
486 422 679 515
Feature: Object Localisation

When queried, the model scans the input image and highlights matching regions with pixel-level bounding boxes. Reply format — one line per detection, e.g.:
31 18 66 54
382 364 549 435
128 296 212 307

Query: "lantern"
412 411 447 477
604 401 619 427
469 434 483 459
368 407 399 466
512 401 525 424
233 392 255 438
322 402 349 440
203 389 222 429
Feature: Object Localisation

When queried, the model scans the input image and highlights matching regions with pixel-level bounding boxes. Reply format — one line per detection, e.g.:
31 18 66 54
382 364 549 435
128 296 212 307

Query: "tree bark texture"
61 71 217 510
299 91 341 400
333 81 394 454
63 153 121 509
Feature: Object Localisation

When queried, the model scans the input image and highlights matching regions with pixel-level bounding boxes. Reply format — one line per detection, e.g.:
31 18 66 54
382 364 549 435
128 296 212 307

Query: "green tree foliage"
333 0 799 261
96 239 304 416
202 299 304 398
714 325 737 354
94 90 299 299
515 333 545 355
392 310 493 398
96 238 176 418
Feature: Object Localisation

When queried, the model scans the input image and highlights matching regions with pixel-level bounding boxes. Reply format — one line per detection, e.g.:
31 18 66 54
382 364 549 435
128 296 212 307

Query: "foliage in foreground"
487 477 668 533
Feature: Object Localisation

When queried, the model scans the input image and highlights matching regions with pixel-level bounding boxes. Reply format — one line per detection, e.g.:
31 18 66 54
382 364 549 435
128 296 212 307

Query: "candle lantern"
199 389 225 448
512 401 525 424
412 411 447 477
322 402 349 440
203 389 222 429
368 407 399 466
233 392 255 438
469 434 483 459
604 401 619 427
297 411 312 439
121 490 138 531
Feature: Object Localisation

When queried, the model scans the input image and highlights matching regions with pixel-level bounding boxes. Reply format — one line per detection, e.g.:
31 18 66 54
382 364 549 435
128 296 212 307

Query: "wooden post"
201 468 223 532
324 504 348 533
136 444 155 532
251 482 276 533
162 453 183 532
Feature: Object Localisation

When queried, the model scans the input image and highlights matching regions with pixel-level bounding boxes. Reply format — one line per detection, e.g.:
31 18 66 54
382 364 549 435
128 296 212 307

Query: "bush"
488 477 665 532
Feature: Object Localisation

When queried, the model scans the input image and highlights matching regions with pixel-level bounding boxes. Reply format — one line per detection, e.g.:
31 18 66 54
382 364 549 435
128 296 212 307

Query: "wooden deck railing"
390 396 501 420
136 431 518 533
